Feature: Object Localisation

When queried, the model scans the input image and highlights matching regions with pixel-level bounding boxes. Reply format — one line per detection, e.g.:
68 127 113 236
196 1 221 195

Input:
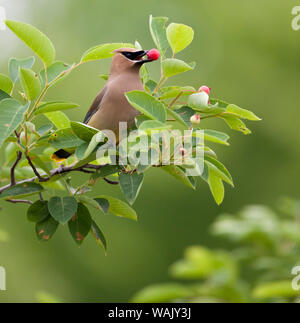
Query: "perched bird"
51 48 160 162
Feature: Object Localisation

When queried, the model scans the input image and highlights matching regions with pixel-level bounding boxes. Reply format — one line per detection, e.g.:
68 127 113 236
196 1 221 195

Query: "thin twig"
103 177 119 185
6 199 33 205
10 151 22 186
26 155 49 182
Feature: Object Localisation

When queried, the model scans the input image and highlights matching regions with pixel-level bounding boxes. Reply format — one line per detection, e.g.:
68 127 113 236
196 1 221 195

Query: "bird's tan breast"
87 73 143 136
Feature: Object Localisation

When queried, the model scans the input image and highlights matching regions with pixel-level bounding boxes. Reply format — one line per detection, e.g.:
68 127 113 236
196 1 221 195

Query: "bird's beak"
134 50 153 64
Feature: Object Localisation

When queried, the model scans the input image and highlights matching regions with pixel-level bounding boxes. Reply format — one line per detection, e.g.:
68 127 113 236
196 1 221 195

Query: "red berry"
147 49 160 61
199 85 211 95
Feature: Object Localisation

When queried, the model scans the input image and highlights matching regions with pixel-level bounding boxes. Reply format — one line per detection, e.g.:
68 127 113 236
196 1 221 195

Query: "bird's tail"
50 149 72 162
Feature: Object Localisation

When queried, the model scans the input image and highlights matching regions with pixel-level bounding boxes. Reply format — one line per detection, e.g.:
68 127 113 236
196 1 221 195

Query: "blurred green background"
0 0 299 302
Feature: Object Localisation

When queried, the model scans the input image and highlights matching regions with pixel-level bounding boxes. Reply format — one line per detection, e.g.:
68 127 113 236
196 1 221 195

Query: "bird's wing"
83 85 107 124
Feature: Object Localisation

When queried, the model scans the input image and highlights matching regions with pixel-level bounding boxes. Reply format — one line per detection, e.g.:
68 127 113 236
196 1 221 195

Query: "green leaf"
81 43 135 62
132 283 192 303
159 86 195 100
208 168 224 205
48 128 85 149
139 120 171 133
0 99 28 148
0 182 44 199
193 129 230 146
19 68 41 100
96 195 137 221
0 73 13 94
9 56 35 83
93 198 110 214
119 172 144 205
225 104 261 121
145 79 158 93
0 89 10 102
4 142 18 163
75 142 89 159
90 165 121 181
40 61 71 87
205 155 233 186
71 121 99 142
6 20 55 66
68 203 91 245
125 91 166 123
77 195 108 214
149 15 169 57
27 200 50 223
36 124 53 136
44 111 70 129
35 101 79 115
253 281 300 299
48 196 78 224
175 106 196 127
161 165 195 190
91 220 107 252
210 98 229 108
166 108 189 129
36 215 59 241
162 59 194 78
220 114 251 134
166 23 194 54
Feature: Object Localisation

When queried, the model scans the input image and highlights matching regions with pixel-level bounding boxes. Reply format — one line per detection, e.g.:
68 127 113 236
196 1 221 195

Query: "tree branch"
0 163 107 195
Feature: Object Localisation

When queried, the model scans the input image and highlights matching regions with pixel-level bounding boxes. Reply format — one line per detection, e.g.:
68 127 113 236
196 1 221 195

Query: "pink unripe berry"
199 85 211 95
147 48 160 61
190 114 200 124
179 147 186 156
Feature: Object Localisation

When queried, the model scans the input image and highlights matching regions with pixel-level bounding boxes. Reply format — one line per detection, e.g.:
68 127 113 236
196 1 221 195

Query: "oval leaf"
36 215 59 241
162 59 194 78
208 168 224 205
20 68 41 100
9 56 35 83
48 196 78 224
119 172 144 205
6 20 55 66
91 220 107 252
40 61 71 87
149 15 169 57
44 111 70 129
0 182 44 199
48 128 85 149
0 99 28 148
27 200 50 223
166 23 194 54
125 91 166 123
35 101 79 115
71 121 99 142
96 195 137 221
68 203 91 245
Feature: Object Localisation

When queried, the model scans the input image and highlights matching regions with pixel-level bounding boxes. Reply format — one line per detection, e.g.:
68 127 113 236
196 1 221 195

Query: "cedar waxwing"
51 48 159 162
